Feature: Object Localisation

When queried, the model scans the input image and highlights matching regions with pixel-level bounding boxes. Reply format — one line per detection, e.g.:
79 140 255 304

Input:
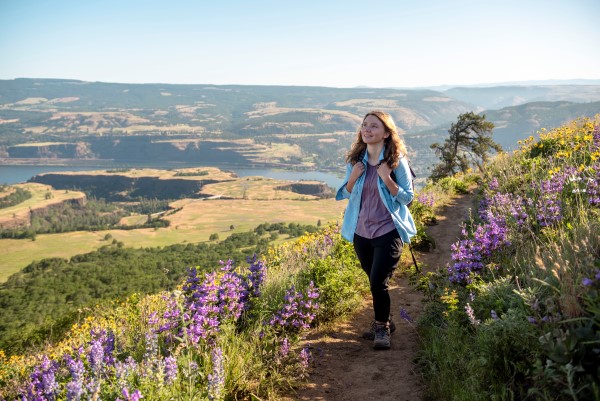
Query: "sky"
1 0 599 88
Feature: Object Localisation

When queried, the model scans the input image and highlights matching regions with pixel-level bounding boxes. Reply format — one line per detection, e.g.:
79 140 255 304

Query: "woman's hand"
346 162 365 193
377 162 399 196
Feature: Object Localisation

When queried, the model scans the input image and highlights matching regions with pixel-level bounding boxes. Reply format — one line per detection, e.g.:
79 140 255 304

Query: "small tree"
429 112 502 181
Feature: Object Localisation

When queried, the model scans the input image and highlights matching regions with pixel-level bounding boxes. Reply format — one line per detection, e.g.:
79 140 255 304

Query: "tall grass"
416 116 600 401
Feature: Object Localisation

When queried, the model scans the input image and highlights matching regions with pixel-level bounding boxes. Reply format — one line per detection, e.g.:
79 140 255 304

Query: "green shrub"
437 176 469 194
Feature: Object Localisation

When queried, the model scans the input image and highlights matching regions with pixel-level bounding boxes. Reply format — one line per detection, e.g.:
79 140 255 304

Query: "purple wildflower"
399 307 413 323
118 388 143 401
299 346 312 370
246 254 266 298
270 282 320 332
582 277 594 287
465 303 480 326
207 347 225 401
115 357 137 389
65 355 86 401
490 310 499 320
88 338 104 375
417 193 435 208
27 355 59 401
279 337 290 358
164 356 178 384
488 177 499 191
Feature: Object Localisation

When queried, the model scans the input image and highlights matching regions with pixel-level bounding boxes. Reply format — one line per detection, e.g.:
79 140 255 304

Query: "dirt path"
290 193 475 401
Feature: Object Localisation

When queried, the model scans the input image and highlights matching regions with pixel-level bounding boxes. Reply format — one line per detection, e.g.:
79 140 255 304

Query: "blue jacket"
335 147 417 244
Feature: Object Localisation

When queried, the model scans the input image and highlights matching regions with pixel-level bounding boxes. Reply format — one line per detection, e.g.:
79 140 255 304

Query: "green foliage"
174 170 209 176
430 112 501 181
0 187 32 209
437 176 469 194
300 237 368 322
410 224 435 252
416 116 600 401
0 198 172 239
0 229 278 354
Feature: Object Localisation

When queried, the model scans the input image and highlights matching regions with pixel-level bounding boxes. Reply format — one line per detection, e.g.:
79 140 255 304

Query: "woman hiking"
336 110 417 349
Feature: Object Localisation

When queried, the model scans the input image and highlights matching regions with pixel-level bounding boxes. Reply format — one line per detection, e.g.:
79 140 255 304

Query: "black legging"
353 230 403 322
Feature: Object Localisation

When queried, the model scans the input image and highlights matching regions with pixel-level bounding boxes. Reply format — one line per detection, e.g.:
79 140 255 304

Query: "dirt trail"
291 194 475 401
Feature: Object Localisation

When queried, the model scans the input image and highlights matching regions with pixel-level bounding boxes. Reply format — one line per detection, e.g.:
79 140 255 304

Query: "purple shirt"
355 163 396 239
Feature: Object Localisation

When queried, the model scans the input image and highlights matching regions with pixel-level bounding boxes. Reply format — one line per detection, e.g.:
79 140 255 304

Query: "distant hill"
443 85 600 110
1 79 599 176
0 78 472 136
405 100 600 177
483 100 600 149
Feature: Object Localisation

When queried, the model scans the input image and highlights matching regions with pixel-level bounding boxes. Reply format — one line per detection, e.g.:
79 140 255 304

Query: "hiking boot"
362 319 396 340
373 323 391 350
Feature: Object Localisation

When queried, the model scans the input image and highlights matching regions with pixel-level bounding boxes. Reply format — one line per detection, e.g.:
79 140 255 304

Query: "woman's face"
361 115 389 145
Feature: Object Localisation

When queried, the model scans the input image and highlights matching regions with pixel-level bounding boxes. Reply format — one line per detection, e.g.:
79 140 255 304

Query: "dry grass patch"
199 177 323 200
0 183 85 227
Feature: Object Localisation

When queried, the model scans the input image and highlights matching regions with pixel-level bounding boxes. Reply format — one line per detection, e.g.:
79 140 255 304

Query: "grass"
0 183 85 224
199 177 325 200
0 197 346 282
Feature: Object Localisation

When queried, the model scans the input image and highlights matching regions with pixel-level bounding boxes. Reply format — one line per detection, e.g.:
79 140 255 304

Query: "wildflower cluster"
449 118 600 284
16 328 133 401
4 256 279 400
270 281 320 332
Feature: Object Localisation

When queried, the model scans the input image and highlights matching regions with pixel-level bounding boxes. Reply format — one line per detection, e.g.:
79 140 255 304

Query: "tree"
429 112 502 181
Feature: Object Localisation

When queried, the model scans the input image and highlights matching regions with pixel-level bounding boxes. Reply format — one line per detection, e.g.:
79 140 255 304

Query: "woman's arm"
391 158 414 205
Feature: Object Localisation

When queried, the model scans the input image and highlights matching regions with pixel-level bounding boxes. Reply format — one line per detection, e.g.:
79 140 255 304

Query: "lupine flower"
465 303 480 326
586 162 600 206
279 337 290 358
117 388 143 401
26 355 59 401
164 356 178 384
270 282 320 332
490 310 499 320
527 316 537 324
399 307 413 323
207 347 225 401
488 177 499 191
65 355 86 401
246 254 266 298
417 193 435 207
299 346 312 370
483 192 528 227
115 357 138 390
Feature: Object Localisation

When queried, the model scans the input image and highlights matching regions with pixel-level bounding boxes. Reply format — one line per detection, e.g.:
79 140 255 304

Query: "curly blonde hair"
345 110 407 169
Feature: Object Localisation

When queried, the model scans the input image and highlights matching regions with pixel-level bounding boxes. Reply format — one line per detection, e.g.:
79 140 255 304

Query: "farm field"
0 196 346 282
